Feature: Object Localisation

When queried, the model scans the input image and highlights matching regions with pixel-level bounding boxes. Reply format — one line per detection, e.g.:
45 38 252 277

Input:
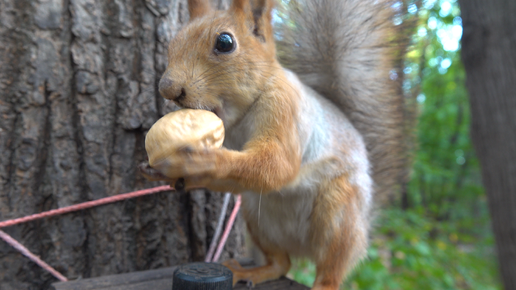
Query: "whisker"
200 66 299 92
193 61 280 84
193 63 230 85
197 63 281 84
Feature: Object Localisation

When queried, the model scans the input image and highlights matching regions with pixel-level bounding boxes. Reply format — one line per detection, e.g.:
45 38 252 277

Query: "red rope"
0 230 68 282
0 185 172 229
0 185 172 282
0 185 241 283
213 194 242 262
205 193 232 263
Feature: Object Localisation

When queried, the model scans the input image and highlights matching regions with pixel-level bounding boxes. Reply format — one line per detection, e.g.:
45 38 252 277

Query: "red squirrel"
143 0 407 288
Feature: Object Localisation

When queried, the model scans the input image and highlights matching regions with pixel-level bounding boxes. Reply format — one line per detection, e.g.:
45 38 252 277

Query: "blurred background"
288 1 502 289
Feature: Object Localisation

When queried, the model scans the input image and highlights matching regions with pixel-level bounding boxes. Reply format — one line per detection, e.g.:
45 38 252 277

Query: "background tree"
458 0 516 289
0 0 244 289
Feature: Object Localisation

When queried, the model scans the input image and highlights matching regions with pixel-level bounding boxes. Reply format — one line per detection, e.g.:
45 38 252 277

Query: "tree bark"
0 0 244 289
458 1 516 289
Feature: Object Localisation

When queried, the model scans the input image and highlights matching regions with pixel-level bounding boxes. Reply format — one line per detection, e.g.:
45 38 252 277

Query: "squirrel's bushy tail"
276 0 410 201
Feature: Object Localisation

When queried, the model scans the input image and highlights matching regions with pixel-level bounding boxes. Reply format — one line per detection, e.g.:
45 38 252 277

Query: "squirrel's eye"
215 33 235 53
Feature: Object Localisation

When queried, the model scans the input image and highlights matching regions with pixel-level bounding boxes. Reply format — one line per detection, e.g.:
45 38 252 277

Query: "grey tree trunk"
0 0 244 289
458 1 516 289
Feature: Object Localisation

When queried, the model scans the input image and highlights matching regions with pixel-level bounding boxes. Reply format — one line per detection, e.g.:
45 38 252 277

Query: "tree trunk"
0 0 244 289
458 1 516 289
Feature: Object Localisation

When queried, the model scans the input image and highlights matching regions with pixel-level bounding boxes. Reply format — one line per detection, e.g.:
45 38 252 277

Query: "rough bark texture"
0 0 245 289
458 1 516 289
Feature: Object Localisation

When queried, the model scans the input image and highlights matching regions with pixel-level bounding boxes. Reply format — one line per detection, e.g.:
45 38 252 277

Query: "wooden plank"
51 261 309 290
50 267 177 290
52 275 308 290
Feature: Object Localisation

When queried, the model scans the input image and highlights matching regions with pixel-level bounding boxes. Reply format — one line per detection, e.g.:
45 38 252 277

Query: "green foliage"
342 209 499 290
288 1 502 289
289 208 499 290
404 0 483 221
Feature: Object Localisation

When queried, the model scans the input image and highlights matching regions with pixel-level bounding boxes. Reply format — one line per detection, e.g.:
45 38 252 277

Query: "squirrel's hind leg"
310 175 370 290
222 251 291 286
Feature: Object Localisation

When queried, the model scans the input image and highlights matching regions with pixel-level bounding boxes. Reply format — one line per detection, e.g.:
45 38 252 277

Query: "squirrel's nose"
158 77 186 102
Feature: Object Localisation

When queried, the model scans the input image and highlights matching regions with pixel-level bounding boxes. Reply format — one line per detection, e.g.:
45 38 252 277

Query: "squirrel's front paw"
178 146 218 176
138 162 174 182
150 146 219 181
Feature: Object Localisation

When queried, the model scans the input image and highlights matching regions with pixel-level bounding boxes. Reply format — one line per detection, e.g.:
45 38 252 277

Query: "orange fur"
310 176 368 289
145 0 406 289
223 251 291 285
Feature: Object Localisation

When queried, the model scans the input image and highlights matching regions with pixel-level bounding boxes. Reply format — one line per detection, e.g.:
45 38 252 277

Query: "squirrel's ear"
251 0 274 42
188 0 212 20
231 0 274 42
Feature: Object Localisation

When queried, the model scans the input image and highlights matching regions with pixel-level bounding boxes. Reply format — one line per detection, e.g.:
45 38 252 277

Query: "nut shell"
145 109 224 168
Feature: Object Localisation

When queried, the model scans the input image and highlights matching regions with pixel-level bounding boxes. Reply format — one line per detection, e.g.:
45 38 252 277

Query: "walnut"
145 109 225 172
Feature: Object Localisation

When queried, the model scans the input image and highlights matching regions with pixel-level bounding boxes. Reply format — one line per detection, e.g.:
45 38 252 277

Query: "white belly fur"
225 69 372 259
242 187 316 257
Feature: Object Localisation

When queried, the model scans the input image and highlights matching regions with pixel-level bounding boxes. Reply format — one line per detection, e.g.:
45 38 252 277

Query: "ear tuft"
231 0 274 42
188 0 212 20
251 0 274 42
